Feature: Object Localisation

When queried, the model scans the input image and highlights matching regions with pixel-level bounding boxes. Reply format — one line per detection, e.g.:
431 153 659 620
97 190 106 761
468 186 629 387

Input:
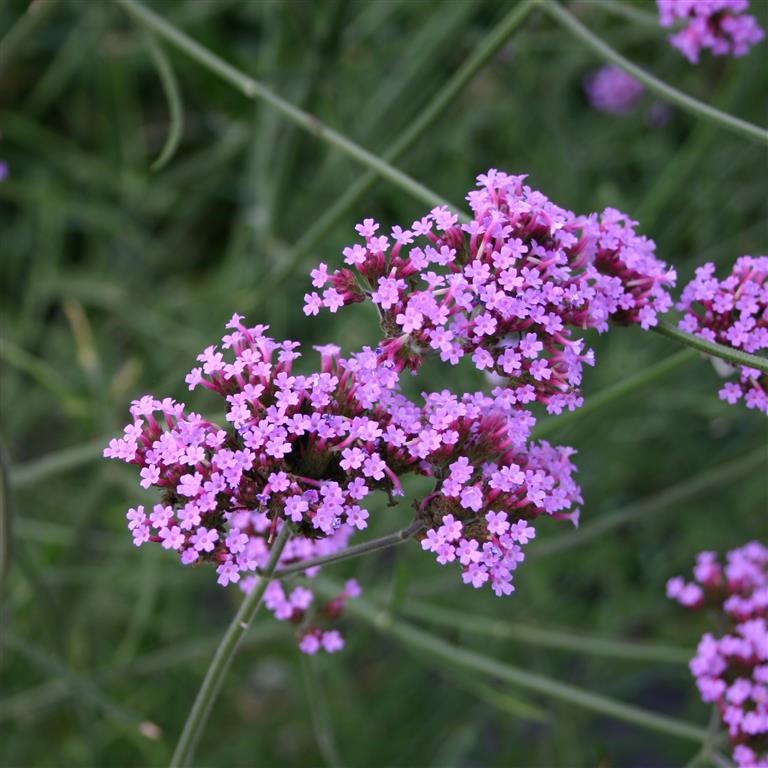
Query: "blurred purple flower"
583 65 644 115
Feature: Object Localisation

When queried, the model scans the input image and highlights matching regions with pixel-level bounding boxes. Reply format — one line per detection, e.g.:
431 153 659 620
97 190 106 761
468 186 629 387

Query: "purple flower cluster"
584 66 645 115
657 0 765 63
668 543 768 767
263 578 361 654
106 308 584 649
306 170 675 415
677 256 768 413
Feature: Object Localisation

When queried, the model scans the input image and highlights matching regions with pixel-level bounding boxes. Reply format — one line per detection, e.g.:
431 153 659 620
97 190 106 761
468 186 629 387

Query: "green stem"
530 447 766 558
114 0 457 212
267 0 539 290
300 654 344 768
586 0 661 27
169 525 291 768
400 600 692 664
652 320 768 374
0 439 14 597
0 0 59 74
533 349 696 439
318 581 708 743
272 522 423 579
543 1 768 145
144 32 185 171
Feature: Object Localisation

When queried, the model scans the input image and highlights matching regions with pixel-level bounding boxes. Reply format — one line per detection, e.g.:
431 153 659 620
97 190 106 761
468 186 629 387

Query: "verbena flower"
307 169 675 415
657 0 765 63
668 542 768 768
584 65 644 114
677 256 768 413
106 314 583 650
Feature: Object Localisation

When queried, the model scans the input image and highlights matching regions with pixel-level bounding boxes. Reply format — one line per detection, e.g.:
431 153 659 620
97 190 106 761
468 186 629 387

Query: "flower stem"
543 0 768 145
533 348 696 439
400 600 692 664
114 0 458 212
271 521 423 579
316 579 709 743
267 0 540 289
169 524 291 768
652 320 768 374
530 447 766 558
300 654 345 768
0 0 59 75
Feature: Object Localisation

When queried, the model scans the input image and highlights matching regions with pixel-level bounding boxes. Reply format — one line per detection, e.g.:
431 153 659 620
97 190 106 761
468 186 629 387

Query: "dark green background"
1 1 766 766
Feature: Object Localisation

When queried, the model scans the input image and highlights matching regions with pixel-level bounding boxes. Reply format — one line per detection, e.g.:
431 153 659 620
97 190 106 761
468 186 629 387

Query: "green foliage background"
1 1 766 766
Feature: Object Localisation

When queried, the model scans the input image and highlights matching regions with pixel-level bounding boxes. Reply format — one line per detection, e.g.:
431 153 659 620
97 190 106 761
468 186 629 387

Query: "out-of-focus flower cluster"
306 170 676 415
584 65 645 115
677 256 768 414
657 0 765 63
668 543 768 768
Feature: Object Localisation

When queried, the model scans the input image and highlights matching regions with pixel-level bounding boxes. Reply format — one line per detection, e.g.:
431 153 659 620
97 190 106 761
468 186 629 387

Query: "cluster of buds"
657 0 765 63
677 256 768 414
106 312 582 651
262 578 362 654
668 543 768 767
306 170 675 415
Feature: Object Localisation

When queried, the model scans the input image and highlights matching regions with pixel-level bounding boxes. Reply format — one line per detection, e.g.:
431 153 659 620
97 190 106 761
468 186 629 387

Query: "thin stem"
318 581 708 744
652 320 768 374
533 349 696 439
0 439 15 597
584 0 660 28
114 0 458 212
144 32 185 171
271 521 423 579
401 600 692 664
300 654 344 768
267 0 539 289
530 447 766 558
169 525 291 768
0 0 59 74
544 1 768 145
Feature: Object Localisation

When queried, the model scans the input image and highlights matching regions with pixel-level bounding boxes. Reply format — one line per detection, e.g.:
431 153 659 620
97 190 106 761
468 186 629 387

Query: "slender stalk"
530 447 766 558
318 581 708 743
267 0 539 289
585 0 660 27
400 600 692 664
114 0 458 212
0 0 59 74
11 438 108 488
300 654 344 768
169 525 291 768
544 1 768 145
0 439 14 596
652 320 768 374
144 32 185 171
271 522 423 579
533 349 695 439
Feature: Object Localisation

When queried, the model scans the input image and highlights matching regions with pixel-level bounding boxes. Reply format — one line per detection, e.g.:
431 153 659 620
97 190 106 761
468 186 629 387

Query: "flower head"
669 542 768 767
657 0 765 62
677 256 768 414
309 170 675 415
